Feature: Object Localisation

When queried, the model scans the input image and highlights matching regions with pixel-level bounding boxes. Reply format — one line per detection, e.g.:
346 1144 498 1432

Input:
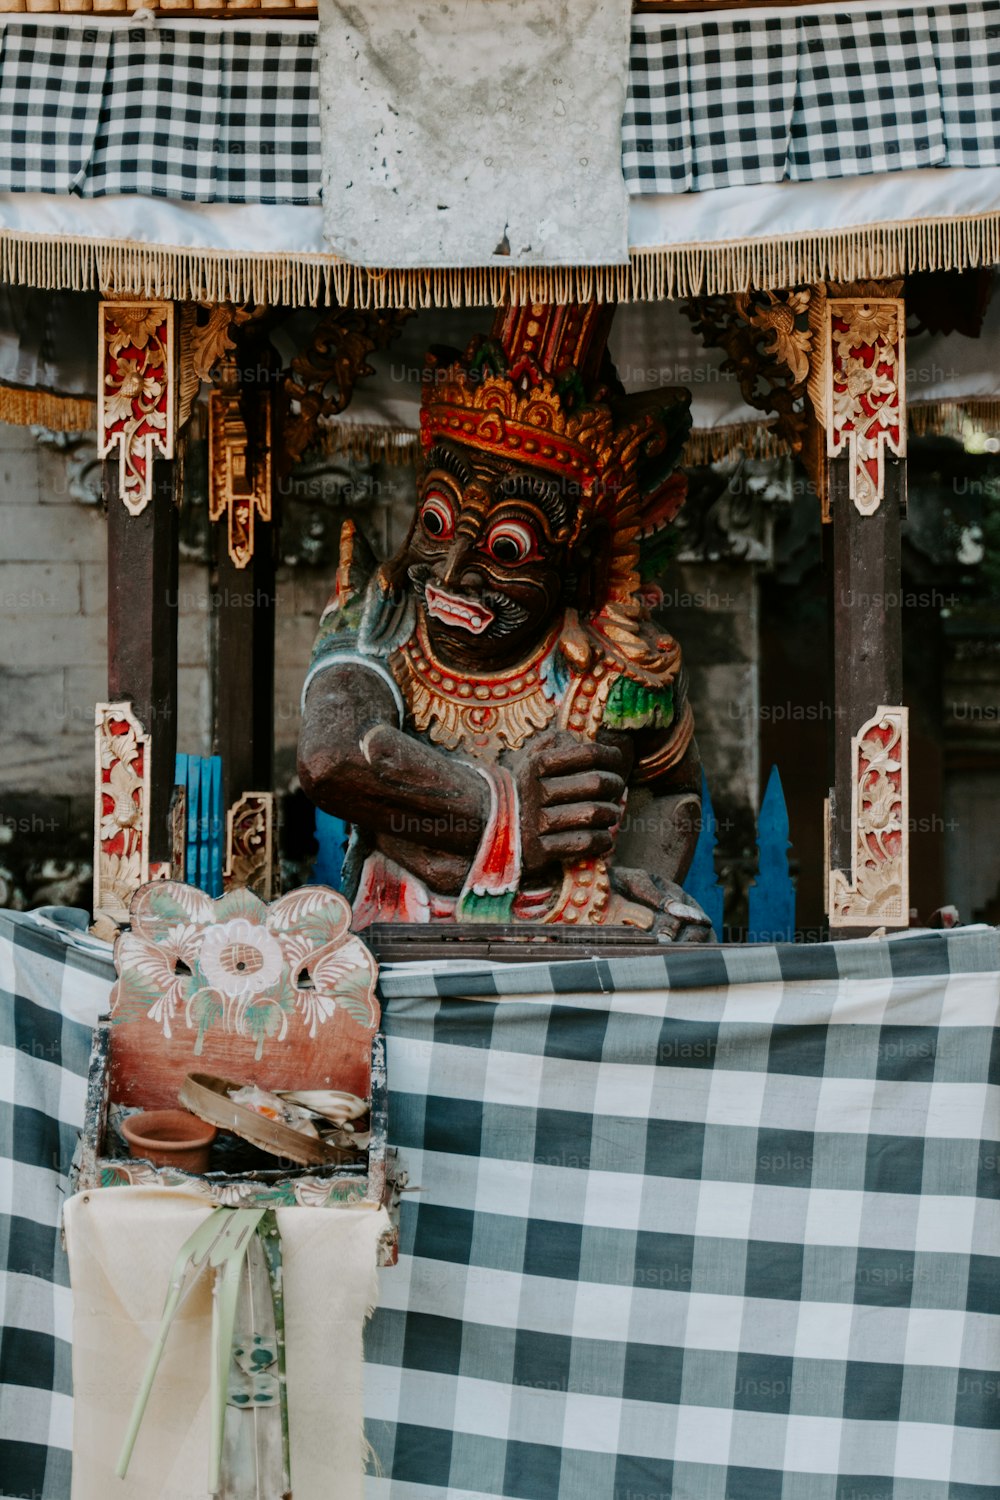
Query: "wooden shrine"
92 281 917 944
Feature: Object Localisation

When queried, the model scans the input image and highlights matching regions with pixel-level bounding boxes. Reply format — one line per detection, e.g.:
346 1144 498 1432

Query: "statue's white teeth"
425 583 495 634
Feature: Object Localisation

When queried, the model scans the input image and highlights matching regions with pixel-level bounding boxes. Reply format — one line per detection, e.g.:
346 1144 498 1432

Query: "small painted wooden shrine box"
74 882 390 1225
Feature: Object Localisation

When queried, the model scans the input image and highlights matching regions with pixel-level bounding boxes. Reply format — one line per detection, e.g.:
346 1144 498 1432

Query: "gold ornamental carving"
284 308 411 468
828 705 909 929
812 293 906 515
683 288 814 458
98 301 175 515
224 791 275 900
177 302 253 430
208 387 272 569
93 701 151 923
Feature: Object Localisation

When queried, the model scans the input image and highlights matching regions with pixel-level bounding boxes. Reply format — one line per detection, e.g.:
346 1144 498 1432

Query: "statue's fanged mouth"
424 583 496 635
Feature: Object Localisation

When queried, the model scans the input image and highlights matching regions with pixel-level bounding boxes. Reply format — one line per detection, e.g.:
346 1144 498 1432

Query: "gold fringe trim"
909 399 1000 440
1 212 1000 307
0 383 96 431
319 421 421 465
320 416 790 467
682 420 787 466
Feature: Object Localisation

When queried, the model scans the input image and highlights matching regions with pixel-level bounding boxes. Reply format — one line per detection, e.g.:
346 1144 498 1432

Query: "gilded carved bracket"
98 301 175 514
808 284 906 516
827 705 909 929
180 303 273 569
283 308 412 468
177 302 253 430
208 385 272 569
685 280 907 517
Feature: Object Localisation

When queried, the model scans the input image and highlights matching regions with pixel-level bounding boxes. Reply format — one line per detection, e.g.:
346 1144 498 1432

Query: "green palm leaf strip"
259 1209 291 1496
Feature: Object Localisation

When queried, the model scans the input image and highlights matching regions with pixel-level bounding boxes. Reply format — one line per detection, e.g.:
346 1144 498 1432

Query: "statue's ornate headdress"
419 302 692 640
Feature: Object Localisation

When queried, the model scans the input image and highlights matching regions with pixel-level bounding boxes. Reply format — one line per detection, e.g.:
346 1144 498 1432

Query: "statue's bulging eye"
485 521 537 565
420 492 455 540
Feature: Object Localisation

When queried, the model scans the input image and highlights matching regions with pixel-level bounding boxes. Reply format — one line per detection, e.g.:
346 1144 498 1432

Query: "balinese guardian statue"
298 303 711 940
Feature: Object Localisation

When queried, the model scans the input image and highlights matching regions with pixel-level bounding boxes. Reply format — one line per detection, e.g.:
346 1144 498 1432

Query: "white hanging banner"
317 0 632 268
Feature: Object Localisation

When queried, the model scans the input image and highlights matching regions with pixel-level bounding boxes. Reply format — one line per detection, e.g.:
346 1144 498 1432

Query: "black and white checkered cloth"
0 910 114 1500
624 0 1000 193
0 25 319 202
367 933 1000 1498
4 912 1000 1498
1 6 1000 203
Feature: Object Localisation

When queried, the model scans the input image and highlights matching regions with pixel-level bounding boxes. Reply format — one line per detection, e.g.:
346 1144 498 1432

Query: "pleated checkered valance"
625 1 1000 193
0 25 320 202
2 4 1000 204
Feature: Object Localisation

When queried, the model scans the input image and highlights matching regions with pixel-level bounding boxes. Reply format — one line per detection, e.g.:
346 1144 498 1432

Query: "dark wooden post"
828 462 904 874
214 503 276 809
818 286 909 935
105 463 179 867
100 300 179 874
209 335 278 814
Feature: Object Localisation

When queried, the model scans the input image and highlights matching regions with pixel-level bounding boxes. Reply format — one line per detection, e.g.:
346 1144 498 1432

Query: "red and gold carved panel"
98 301 175 515
818 296 905 515
93 701 151 924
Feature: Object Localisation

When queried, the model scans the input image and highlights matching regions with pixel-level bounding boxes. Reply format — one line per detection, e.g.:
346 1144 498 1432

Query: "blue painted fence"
174 753 225 897
687 763 796 943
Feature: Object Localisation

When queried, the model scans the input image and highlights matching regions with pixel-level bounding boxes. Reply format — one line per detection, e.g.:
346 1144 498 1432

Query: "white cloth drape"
63 1187 389 1500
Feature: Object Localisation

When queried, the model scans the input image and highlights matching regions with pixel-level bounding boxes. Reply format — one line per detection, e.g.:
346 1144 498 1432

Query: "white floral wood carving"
93 702 151 923
822 297 906 515
828 705 909 928
98 301 175 514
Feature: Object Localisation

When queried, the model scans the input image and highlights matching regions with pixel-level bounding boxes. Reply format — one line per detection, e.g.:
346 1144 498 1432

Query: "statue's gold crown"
420 301 619 497
421 366 616 497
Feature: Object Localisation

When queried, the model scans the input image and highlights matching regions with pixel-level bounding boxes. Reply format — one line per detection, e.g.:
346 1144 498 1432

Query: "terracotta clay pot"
121 1109 218 1174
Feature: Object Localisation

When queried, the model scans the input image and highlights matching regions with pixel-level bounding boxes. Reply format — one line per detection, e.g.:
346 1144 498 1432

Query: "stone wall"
0 424 213 905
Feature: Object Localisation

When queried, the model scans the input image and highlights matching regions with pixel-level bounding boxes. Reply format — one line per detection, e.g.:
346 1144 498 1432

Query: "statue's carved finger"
534 737 629 779
540 771 626 806
538 829 615 859
538 801 622 835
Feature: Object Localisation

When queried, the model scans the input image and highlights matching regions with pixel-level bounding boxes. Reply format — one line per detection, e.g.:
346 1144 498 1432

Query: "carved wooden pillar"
208 324 277 895
98 301 178 911
810 285 909 933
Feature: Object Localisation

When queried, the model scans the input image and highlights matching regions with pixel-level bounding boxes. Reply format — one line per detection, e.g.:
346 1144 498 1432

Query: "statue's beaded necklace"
390 615 563 756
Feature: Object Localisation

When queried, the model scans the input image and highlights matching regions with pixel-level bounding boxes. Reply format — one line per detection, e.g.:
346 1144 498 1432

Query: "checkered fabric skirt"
1 4 1000 201
3 913 1000 1499
367 936 1000 1499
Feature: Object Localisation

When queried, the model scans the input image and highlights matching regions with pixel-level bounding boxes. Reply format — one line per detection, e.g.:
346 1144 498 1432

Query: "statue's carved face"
406 442 581 671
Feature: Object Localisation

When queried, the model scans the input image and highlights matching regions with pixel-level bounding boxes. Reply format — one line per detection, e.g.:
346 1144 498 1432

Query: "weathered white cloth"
317 0 632 268
63 1187 389 1500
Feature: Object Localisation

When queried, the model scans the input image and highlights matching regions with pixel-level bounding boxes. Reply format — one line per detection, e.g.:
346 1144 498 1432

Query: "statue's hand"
507 731 629 877
610 866 715 943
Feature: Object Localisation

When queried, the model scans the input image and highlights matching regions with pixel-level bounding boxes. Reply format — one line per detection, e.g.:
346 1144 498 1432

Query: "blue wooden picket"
684 769 725 939
312 810 348 891
747 764 796 943
175 752 225 896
